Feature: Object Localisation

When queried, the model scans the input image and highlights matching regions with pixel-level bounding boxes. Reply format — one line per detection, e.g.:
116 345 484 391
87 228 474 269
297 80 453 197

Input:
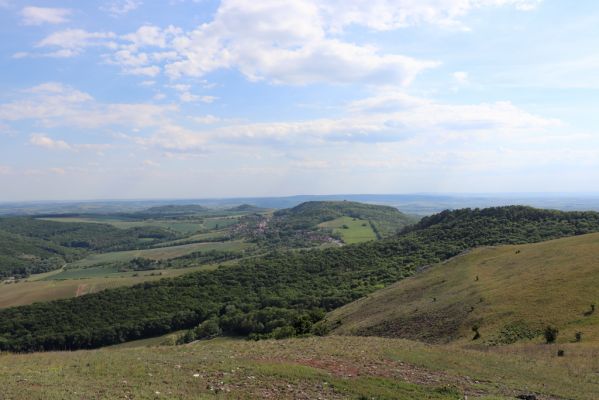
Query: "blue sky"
1 0 598 201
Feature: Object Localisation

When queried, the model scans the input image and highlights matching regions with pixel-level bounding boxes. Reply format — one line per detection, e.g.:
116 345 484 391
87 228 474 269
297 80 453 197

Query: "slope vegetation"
3 206 599 351
0 217 176 278
1 336 599 399
329 232 599 345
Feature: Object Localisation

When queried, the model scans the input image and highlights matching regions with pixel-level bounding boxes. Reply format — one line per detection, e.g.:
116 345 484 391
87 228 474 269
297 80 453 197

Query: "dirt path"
75 284 89 297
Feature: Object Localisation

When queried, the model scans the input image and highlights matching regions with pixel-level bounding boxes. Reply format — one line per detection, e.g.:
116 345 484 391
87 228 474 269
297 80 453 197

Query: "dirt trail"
75 284 89 297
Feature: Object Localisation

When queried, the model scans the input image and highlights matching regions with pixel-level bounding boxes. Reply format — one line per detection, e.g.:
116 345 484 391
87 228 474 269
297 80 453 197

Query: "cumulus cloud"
129 90 559 153
36 29 116 57
0 82 176 129
26 0 542 85
21 6 71 25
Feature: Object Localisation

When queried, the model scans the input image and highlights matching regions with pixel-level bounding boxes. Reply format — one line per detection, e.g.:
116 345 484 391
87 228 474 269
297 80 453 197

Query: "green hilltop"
273 200 416 237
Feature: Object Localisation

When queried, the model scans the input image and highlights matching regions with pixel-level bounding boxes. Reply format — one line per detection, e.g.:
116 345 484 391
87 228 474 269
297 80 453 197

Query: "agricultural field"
0 264 218 309
40 217 207 235
318 216 377 244
1 335 598 399
64 240 251 270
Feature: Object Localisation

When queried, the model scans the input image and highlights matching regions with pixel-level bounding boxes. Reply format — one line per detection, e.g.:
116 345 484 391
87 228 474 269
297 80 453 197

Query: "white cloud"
192 115 220 124
102 0 142 16
29 133 72 150
0 83 176 129
36 29 116 57
453 71 469 84
143 159 160 167
21 6 71 25
129 90 558 153
162 0 439 85
0 165 11 175
321 0 542 32
23 0 542 85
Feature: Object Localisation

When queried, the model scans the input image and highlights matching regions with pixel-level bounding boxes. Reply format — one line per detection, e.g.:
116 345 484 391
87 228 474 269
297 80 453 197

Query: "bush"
272 326 296 340
194 319 222 339
544 326 558 344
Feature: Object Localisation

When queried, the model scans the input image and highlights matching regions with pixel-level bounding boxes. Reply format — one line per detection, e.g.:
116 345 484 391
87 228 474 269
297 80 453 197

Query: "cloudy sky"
1 0 598 201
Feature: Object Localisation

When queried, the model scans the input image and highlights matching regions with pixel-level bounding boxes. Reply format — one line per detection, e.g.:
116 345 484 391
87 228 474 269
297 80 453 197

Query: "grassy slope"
1 336 598 399
318 216 377 244
0 264 223 308
328 232 599 345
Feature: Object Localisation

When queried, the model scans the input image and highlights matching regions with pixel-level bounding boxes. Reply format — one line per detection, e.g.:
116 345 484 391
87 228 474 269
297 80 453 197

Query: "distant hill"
328 232 599 345
0 217 176 278
274 200 416 236
226 204 264 212
141 204 210 216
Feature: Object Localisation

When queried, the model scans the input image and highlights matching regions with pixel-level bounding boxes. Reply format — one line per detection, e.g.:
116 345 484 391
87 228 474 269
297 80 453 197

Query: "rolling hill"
0 217 177 278
328 232 599 345
273 200 416 237
3 206 599 352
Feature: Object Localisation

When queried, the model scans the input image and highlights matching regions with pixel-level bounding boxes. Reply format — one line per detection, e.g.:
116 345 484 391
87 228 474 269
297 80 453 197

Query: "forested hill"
273 200 416 236
0 217 176 278
2 206 599 352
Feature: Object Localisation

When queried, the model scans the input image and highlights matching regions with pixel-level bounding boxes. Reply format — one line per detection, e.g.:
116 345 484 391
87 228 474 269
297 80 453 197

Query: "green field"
152 230 231 246
67 240 249 268
0 263 222 309
328 232 599 344
38 216 241 235
1 335 598 399
39 217 205 234
318 216 377 244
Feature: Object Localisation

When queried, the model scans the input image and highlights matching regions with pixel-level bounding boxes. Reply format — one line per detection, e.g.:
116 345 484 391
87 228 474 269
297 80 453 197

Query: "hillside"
0 217 177 278
3 206 599 351
329 232 599 345
274 200 416 236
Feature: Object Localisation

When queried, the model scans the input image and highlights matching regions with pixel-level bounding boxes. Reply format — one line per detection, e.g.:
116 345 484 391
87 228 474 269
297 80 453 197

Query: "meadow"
38 216 240 235
64 240 251 270
318 216 377 244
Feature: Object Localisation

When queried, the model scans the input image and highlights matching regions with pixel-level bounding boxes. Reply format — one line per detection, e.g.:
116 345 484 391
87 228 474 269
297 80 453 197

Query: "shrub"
471 325 481 340
544 326 558 344
194 319 222 340
272 326 295 340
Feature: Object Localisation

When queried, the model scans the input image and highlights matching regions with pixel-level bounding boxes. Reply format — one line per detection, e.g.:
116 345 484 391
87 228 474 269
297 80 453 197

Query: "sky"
1 0 599 201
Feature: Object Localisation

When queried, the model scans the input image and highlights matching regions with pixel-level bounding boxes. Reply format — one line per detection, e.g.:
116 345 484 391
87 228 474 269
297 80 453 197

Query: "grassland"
0 264 221 308
38 216 241 234
0 240 251 308
318 216 377 244
64 240 251 270
1 335 598 399
328 232 599 345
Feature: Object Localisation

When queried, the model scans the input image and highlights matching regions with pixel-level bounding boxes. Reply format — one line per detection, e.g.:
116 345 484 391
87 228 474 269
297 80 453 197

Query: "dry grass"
2 335 598 399
328 232 599 344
